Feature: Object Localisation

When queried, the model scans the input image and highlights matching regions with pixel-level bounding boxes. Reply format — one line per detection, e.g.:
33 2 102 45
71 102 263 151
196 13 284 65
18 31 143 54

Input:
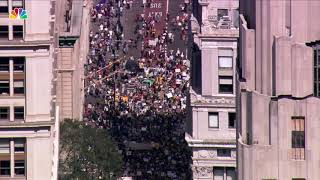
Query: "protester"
84 0 192 178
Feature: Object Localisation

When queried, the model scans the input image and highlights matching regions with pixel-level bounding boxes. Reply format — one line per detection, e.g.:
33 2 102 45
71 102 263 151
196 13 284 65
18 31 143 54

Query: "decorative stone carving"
190 89 235 106
208 149 217 158
192 166 213 178
198 150 209 158
196 149 217 159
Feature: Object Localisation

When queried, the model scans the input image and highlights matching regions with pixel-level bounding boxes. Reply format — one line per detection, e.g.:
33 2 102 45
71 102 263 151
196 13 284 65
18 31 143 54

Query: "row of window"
209 112 236 129
0 57 25 96
0 0 23 13
0 57 24 72
218 49 234 94
0 138 25 176
0 106 24 120
0 80 24 95
0 25 23 39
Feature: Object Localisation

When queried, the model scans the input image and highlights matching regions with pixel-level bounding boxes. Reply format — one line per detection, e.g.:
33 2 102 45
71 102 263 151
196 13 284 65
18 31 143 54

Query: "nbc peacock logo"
9 8 28 20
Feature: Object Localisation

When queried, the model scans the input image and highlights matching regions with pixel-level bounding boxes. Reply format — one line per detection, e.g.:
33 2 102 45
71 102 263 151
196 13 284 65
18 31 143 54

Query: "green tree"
59 119 123 180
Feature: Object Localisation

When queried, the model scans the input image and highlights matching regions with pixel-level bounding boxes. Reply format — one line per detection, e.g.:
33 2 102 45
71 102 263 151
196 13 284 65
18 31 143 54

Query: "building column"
10 139 14 177
8 0 12 13
9 59 13 96
10 104 14 122
224 167 226 180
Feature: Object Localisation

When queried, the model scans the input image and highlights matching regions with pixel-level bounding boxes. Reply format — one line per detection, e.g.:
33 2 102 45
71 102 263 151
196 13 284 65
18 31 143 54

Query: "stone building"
237 0 320 179
55 0 90 121
0 0 58 179
186 0 239 179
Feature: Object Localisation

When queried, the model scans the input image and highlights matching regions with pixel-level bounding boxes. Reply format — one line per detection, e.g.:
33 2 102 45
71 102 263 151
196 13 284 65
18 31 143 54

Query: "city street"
84 0 192 178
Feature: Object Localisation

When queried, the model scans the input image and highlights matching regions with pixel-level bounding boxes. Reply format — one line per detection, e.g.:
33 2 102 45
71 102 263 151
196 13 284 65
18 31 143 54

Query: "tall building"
55 0 89 120
186 0 239 179
237 0 320 179
0 0 58 179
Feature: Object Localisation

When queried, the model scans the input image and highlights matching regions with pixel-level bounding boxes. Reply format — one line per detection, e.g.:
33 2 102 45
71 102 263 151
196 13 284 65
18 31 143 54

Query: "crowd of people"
110 112 192 179
84 0 192 179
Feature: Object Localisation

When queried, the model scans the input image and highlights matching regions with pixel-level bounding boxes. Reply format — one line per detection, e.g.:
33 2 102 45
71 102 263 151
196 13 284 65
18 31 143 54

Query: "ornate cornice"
190 89 235 107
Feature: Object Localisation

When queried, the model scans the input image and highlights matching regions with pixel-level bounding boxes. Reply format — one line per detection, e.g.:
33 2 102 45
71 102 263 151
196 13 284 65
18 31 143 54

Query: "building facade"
55 0 89 121
186 0 239 179
0 0 58 179
237 0 320 179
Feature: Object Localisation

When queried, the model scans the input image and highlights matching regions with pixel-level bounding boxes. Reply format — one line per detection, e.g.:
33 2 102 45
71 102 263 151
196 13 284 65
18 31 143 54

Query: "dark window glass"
219 84 233 93
0 81 9 95
0 26 8 39
219 76 233 94
217 149 231 157
13 26 23 39
13 57 24 72
228 112 236 128
0 7 7 13
226 167 236 180
14 160 24 175
0 160 10 175
314 50 317 66
0 57 9 72
0 0 8 13
217 9 228 20
14 107 24 120
0 107 9 120
292 131 305 148
14 139 25 152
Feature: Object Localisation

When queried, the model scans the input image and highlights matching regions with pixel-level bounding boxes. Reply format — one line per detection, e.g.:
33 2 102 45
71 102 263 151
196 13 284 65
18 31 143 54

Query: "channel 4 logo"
9 8 28 20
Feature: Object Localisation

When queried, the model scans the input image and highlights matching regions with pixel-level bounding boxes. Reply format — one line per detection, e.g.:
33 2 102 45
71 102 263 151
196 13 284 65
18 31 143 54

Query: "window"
0 160 10 175
219 76 233 94
13 80 24 94
12 0 23 9
209 112 219 128
226 167 235 180
213 167 224 180
0 26 8 39
14 160 24 175
14 139 24 153
14 107 24 120
291 117 305 160
13 57 24 72
0 58 9 72
228 112 236 128
0 0 8 13
218 49 233 69
0 80 9 95
218 56 233 68
217 9 228 21
0 107 9 120
0 139 9 154
0 138 25 177
217 149 231 157
13 26 23 39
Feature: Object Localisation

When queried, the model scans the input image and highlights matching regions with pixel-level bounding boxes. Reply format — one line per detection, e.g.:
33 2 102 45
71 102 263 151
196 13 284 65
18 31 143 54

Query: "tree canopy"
59 119 123 180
